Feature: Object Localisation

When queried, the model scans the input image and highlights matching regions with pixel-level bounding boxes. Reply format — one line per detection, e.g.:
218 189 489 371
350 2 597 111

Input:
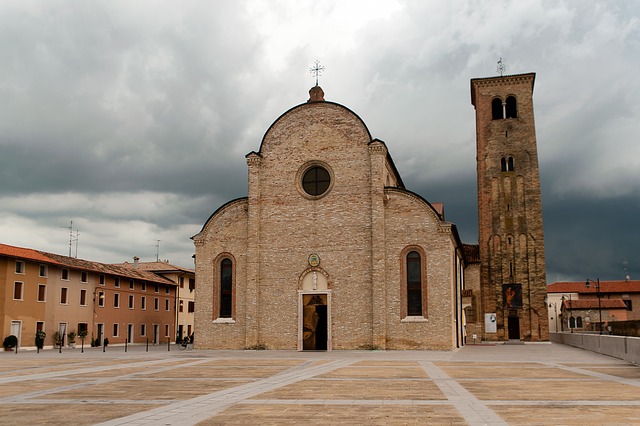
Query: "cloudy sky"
1 0 638 282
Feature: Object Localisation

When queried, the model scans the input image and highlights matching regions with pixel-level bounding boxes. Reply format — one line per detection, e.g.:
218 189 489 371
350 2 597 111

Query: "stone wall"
550 332 640 365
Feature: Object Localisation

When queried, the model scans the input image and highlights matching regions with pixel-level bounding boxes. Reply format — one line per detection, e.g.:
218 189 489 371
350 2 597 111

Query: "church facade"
193 74 548 350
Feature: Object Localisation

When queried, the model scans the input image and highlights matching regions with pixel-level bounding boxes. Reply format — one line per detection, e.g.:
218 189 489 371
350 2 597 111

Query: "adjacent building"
0 243 177 349
117 257 195 342
547 280 640 333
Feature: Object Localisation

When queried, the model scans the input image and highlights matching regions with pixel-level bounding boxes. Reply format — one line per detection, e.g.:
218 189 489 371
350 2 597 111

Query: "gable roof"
562 299 628 310
0 243 174 286
115 260 194 274
548 280 640 295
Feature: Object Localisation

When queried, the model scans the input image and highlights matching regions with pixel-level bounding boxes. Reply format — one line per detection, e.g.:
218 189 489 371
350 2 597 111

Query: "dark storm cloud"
1 0 639 277
0 1 263 197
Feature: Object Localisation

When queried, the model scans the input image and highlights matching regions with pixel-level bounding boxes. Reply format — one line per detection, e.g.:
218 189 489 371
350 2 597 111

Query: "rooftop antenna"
623 258 631 281
309 60 325 86
73 229 80 258
497 57 506 77
155 239 161 262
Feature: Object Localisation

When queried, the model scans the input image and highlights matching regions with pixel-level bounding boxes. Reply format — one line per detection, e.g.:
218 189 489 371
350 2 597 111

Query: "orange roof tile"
548 280 640 294
563 299 628 310
115 260 194 274
0 243 174 285
0 243 61 265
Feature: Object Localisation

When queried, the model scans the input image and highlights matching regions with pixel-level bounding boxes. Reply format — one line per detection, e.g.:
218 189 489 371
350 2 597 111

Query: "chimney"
133 256 139 269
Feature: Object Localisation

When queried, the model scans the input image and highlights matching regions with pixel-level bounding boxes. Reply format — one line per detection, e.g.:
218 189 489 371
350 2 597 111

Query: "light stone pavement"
0 342 638 425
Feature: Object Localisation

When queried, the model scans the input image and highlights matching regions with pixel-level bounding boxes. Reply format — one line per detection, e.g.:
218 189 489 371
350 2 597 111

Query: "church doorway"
507 313 520 340
299 292 330 351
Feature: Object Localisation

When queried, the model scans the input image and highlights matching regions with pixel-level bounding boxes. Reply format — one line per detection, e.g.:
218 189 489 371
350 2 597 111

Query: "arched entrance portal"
298 269 331 351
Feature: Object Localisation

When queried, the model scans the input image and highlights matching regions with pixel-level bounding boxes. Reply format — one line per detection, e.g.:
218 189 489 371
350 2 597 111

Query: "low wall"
609 320 640 337
550 332 640 365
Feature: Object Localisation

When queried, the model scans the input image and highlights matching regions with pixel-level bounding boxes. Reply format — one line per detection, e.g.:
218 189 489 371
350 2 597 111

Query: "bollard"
146 338 149 352
125 339 128 353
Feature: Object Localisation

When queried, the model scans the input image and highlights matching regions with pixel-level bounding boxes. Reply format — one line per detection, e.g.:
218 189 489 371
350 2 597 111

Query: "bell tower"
471 72 548 341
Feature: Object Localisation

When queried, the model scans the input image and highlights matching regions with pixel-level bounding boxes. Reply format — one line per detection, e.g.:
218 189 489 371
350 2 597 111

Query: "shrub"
3 335 18 349
35 331 46 349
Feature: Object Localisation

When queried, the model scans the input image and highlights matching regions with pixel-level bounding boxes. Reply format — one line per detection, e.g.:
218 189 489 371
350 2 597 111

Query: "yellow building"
117 257 196 342
0 243 177 349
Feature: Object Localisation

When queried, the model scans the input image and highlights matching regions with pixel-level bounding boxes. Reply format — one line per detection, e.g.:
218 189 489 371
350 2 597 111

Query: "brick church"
192 73 548 350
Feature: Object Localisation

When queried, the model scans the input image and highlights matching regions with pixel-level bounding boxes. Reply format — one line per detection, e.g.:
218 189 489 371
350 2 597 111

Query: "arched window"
501 157 515 172
220 259 233 318
506 96 517 118
492 98 503 120
407 251 422 316
569 317 576 329
576 316 583 328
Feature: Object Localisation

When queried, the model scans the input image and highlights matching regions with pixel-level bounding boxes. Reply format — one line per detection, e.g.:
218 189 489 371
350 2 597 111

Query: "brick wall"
194 96 464 350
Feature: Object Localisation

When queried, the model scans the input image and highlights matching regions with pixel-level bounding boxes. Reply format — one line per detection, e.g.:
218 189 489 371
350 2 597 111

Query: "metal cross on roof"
309 60 325 86
497 57 506 77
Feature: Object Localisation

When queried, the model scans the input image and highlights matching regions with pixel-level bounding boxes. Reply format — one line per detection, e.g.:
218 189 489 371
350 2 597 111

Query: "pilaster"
368 140 388 348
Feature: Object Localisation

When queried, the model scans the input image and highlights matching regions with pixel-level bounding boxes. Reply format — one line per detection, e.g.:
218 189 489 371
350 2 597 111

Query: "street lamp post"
585 278 602 335
560 295 565 332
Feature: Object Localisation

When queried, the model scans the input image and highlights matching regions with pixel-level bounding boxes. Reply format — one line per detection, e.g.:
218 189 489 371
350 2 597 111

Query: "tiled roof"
463 244 480 264
562 299 628 310
0 243 62 265
115 260 194 274
0 243 174 285
548 280 640 294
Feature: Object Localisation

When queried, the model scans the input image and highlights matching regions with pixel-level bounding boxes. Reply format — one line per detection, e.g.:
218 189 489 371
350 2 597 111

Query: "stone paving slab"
352 360 418 366
200 403 467 425
0 342 637 425
490 405 640 425
40 379 251 401
440 366 590 379
0 403 155 425
319 365 429 379
253 378 446 400
202 359 305 367
462 379 640 401
143 365 291 379
0 379 85 398
582 366 640 379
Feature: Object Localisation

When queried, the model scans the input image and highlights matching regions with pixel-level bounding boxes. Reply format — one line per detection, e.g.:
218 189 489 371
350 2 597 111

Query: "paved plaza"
0 342 638 425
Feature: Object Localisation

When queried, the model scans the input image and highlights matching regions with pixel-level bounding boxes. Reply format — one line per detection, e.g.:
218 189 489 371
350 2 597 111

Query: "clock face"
308 254 320 267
